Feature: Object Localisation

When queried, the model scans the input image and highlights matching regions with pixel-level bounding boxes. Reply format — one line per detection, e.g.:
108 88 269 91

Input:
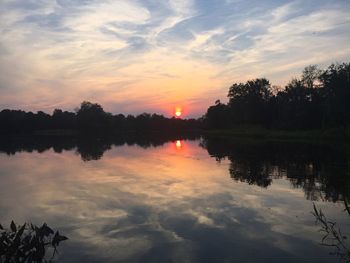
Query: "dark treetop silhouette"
0 101 200 134
204 62 350 130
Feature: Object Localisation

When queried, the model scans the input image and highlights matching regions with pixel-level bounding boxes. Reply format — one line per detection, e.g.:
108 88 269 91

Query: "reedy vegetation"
0 221 68 263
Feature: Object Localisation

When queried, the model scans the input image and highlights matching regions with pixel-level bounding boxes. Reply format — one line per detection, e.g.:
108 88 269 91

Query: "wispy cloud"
0 0 349 116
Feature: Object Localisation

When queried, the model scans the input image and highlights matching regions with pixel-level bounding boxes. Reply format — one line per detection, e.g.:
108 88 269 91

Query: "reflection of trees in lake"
0 134 348 202
201 137 349 202
0 133 200 161
76 137 112 161
228 160 272 188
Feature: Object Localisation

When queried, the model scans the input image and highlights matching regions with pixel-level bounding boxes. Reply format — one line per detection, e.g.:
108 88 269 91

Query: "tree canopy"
204 62 350 130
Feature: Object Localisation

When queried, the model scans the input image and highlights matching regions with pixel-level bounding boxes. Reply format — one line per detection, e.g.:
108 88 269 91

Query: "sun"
175 107 182 117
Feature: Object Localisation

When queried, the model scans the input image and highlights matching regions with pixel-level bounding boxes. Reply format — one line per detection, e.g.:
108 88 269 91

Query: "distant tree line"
0 101 200 133
204 62 350 130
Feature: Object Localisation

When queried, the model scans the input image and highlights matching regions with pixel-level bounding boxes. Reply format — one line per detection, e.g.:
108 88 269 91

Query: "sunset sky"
1 0 349 117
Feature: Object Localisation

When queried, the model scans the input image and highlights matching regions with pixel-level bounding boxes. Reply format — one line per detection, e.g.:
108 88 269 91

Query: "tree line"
204 62 350 130
0 101 200 133
0 62 349 133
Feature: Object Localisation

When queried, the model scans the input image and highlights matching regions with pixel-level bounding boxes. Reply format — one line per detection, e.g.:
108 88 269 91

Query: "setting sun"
175 107 182 117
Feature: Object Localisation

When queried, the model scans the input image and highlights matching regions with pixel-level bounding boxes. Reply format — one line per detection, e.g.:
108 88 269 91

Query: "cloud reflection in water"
0 136 348 262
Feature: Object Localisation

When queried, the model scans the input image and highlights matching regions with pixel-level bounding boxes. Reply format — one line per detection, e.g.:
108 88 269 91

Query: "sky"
0 0 349 117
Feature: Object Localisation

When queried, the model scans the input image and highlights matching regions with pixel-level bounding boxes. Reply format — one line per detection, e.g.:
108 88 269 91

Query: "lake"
0 134 349 263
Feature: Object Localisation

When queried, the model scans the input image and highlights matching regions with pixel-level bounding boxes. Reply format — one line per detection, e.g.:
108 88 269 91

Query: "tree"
320 63 350 127
302 65 322 88
228 78 272 103
76 101 111 130
227 78 272 125
275 78 322 129
205 100 231 128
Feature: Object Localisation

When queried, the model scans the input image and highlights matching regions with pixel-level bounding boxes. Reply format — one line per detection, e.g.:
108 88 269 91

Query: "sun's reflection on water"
175 140 182 149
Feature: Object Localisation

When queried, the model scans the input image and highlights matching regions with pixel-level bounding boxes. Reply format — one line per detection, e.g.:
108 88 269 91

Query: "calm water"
0 134 349 263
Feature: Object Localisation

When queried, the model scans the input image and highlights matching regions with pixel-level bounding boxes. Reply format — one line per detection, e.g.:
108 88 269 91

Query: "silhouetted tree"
227 78 272 125
52 109 76 129
301 64 322 88
320 63 350 127
203 62 350 130
205 100 231 128
76 101 111 130
275 78 322 129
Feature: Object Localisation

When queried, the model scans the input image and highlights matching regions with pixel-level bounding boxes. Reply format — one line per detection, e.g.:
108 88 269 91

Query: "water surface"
0 135 349 262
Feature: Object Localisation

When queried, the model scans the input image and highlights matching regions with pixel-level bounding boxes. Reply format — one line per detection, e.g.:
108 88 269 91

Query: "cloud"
0 142 343 262
0 0 349 116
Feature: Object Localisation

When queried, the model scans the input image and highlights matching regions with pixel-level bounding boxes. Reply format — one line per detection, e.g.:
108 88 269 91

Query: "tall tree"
227 78 272 125
76 101 111 130
301 65 322 89
320 63 350 127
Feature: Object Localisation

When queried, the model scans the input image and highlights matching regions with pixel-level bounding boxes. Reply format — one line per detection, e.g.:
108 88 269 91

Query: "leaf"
40 223 54 237
10 221 17 232
59 235 68 241
52 231 68 247
1 220 68 262
15 223 26 240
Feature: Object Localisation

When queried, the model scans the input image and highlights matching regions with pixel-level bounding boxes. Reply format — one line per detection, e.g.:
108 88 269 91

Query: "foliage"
204 100 231 129
312 203 350 262
228 78 272 102
204 62 350 130
301 64 322 88
0 103 201 133
0 221 68 263
227 78 272 125
76 101 112 129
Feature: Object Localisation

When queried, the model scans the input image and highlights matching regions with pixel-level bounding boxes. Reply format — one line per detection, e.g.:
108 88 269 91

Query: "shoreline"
0 127 349 143
202 127 350 143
